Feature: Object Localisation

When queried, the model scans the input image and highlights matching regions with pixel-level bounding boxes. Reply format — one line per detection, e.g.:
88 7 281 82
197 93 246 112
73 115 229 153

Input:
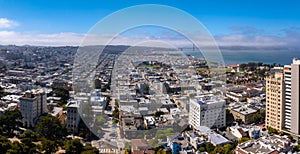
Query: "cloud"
0 27 300 51
229 26 263 35
0 18 18 29
215 27 300 50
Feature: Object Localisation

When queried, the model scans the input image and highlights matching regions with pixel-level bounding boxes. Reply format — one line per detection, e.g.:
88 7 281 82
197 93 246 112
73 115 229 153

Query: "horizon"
0 1 299 50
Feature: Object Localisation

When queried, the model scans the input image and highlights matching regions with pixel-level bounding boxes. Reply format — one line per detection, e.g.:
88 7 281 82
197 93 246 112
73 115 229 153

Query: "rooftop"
236 135 291 154
231 105 258 115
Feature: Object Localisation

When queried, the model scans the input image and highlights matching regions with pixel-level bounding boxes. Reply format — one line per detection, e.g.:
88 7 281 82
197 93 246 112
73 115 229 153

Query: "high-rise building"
265 71 284 131
19 89 47 127
284 58 300 134
66 100 81 134
189 94 226 129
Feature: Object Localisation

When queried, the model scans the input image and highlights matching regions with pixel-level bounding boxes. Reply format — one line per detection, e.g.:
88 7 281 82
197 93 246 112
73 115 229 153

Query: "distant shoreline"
184 50 300 65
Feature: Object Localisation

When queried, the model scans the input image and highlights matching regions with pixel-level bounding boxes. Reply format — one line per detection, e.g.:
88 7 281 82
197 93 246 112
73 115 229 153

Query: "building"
248 126 261 139
226 91 243 102
167 135 193 154
131 139 154 154
284 58 300 134
230 105 258 124
189 94 226 129
235 135 292 154
66 100 81 134
19 89 47 127
195 126 230 146
265 72 284 131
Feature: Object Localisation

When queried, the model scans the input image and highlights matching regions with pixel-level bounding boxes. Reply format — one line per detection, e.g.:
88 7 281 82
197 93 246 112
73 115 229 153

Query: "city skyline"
0 1 299 49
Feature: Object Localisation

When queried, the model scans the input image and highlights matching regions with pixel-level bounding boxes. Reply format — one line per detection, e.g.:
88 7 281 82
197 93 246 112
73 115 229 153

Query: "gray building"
19 89 47 127
66 100 81 134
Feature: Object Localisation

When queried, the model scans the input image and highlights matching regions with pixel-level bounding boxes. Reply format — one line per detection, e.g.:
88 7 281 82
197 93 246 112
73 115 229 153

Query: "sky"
0 0 300 49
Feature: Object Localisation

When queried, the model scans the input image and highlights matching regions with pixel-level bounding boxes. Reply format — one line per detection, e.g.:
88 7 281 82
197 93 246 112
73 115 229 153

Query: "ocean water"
184 50 300 65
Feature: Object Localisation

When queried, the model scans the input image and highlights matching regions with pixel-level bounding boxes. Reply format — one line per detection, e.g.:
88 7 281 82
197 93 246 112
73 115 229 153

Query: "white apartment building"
66 100 81 133
284 58 300 134
19 89 47 127
189 94 226 129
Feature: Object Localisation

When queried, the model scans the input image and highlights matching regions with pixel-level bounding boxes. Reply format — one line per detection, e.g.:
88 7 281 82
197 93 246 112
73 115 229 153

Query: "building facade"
230 106 258 124
66 100 81 134
19 89 47 127
189 94 226 129
284 58 300 134
265 72 284 131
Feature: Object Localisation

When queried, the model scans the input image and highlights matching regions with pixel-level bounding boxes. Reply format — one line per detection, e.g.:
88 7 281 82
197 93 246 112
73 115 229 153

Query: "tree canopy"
0 110 23 136
35 114 67 141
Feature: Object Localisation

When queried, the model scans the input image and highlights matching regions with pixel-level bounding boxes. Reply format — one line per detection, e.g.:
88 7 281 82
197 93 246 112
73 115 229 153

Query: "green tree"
198 146 205 152
267 126 278 134
0 110 23 136
205 143 215 152
235 119 244 125
19 130 39 142
81 146 99 154
65 139 83 154
226 109 234 126
49 88 70 103
212 146 225 154
239 137 251 144
21 138 38 153
41 138 58 154
8 141 26 154
0 135 12 154
223 144 232 154
35 115 67 141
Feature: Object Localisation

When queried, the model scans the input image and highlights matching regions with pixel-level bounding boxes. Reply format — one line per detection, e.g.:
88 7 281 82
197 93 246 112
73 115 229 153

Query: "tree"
49 88 70 103
236 119 244 125
223 144 232 154
154 111 165 117
239 137 250 144
19 130 39 142
205 143 215 153
20 138 38 153
81 146 99 154
212 146 225 154
41 138 58 154
267 126 278 134
0 135 12 153
35 115 67 141
198 146 205 152
0 110 23 136
226 109 234 126
8 141 26 154
65 139 83 154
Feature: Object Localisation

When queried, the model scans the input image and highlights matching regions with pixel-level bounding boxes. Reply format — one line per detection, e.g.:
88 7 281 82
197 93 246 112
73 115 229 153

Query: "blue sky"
0 0 300 48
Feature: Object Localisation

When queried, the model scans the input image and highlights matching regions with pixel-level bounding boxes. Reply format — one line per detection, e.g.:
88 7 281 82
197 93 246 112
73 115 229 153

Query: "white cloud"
0 28 300 50
0 18 18 28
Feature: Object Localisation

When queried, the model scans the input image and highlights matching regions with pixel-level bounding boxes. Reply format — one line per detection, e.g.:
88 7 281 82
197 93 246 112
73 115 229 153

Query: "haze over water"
184 50 300 65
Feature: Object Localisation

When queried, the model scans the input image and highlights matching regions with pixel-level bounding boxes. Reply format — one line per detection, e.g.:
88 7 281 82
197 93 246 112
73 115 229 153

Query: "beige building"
230 106 258 124
265 72 284 131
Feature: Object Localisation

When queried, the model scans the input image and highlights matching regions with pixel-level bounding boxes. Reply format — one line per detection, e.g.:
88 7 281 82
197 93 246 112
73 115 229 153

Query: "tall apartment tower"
265 72 284 131
66 100 81 134
19 89 47 127
284 58 300 134
189 94 226 129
